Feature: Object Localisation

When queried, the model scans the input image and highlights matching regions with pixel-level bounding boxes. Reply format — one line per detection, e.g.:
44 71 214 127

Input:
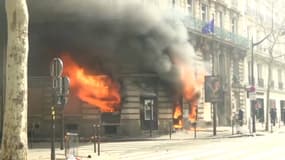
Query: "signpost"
50 58 70 160
249 86 256 100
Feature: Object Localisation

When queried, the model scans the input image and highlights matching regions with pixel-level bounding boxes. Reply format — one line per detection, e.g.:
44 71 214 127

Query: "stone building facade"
0 0 250 139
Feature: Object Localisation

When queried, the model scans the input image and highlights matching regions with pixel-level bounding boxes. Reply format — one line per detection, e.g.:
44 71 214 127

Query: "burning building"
17 0 205 138
0 0 248 139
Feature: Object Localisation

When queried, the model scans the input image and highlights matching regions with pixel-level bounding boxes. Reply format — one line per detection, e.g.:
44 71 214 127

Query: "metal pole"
251 37 256 133
150 104 153 137
212 49 217 136
60 110 64 150
169 121 172 140
194 123 197 138
213 103 217 136
194 105 198 138
94 125 96 153
97 124 101 156
51 106 55 160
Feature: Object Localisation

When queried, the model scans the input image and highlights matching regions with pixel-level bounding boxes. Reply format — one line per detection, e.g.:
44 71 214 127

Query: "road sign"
50 58 63 78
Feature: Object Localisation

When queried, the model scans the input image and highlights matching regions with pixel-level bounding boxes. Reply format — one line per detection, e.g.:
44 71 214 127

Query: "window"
201 4 207 22
231 18 237 33
233 58 239 83
144 99 154 120
231 0 238 8
216 11 223 28
257 63 262 80
187 0 193 15
140 97 158 130
278 69 282 83
278 69 283 89
257 63 264 87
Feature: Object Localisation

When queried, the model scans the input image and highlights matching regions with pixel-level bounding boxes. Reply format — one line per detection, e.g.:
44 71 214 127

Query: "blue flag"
202 19 214 34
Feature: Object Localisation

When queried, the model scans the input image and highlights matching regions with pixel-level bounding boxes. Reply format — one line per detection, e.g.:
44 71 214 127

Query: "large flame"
173 103 183 129
188 100 198 123
179 65 205 101
61 54 121 112
178 63 205 125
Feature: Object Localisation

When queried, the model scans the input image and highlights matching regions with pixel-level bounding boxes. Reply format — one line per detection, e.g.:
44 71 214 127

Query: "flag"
202 19 214 34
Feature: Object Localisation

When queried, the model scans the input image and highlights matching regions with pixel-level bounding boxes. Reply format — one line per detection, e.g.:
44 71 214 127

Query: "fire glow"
61 54 121 112
173 103 183 129
188 100 198 123
173 62 205 128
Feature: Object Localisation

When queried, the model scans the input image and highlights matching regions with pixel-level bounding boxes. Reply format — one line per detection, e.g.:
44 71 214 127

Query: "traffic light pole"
60 110 64 150
50 58 70 159
51 106 55 160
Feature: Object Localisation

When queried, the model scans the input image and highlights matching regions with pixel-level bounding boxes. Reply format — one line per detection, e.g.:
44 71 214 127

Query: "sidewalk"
27 125 285 160
27 127 242 160
104 126 254 142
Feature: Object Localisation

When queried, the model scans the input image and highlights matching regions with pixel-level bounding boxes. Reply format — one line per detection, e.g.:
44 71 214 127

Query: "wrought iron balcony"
183 16 249 49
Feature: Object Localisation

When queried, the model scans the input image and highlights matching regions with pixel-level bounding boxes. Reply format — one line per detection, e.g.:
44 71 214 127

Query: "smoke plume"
29 0 203 87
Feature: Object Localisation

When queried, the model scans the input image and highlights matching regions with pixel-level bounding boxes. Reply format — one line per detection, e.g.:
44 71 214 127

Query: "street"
28 128 285 160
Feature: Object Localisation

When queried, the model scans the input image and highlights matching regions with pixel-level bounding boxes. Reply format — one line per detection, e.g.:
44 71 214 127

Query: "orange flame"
178 63 205 124
173 103 183 129
61 54 121 112
188 100 198 123
179 65 205 101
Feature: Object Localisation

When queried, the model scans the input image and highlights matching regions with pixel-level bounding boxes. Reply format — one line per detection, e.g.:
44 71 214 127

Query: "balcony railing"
183 16 249 49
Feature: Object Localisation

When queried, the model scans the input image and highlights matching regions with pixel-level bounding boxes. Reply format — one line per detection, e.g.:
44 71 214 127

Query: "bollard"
169 121 172 140
232 118 234 135
194 123 197 139
93 124 96 153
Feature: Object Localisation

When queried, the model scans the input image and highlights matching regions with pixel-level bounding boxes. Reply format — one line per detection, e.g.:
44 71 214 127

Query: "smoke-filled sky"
28 0 205 86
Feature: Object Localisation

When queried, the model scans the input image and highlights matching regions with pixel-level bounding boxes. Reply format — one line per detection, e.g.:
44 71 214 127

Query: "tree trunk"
1 0 29 159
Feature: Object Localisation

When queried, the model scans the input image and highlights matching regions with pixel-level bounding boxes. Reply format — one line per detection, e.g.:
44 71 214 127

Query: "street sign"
248 86 256 100
50 58 63 78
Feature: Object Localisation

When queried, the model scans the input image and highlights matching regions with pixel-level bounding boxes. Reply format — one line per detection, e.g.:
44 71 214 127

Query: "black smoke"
28 0 199 85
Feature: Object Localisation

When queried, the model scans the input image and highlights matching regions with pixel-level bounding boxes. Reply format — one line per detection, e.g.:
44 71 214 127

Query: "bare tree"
0 0 29 159
265 26 285 131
